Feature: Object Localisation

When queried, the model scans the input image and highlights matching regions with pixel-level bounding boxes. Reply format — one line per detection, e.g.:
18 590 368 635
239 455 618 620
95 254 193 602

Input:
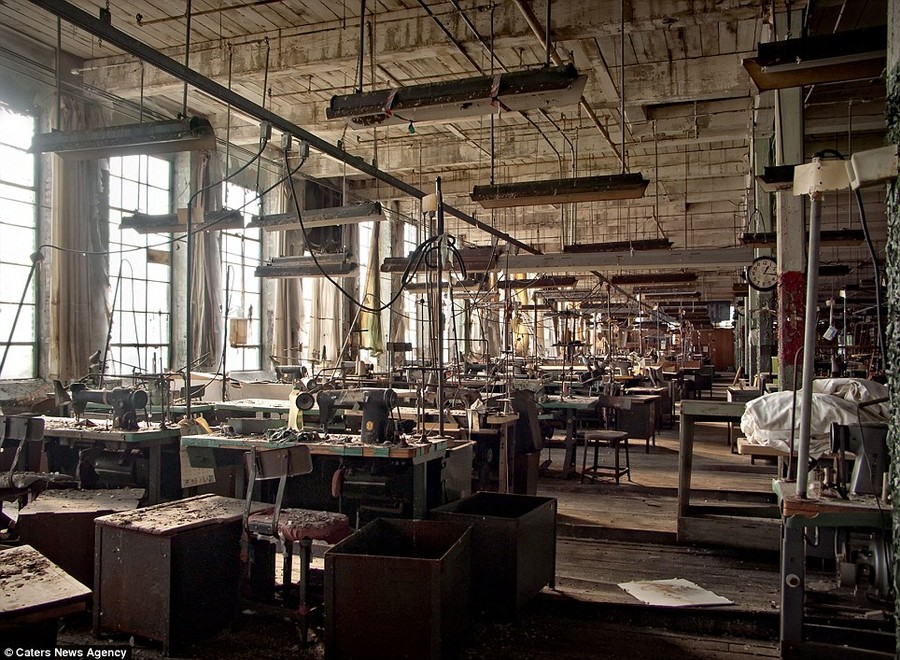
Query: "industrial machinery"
316 388 398 444
55 381 148 431
829 422 890 497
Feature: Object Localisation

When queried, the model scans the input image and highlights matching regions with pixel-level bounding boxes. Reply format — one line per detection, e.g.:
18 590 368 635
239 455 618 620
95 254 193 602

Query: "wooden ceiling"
0 0 890 304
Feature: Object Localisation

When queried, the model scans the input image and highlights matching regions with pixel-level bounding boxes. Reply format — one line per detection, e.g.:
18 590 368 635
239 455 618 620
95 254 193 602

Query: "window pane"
0 345 33 378
0 107 37 378
108 151 172 373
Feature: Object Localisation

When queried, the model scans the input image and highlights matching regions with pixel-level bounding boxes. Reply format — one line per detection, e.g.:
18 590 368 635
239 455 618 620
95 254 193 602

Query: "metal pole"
181 0 192 117
357 0 366 92
796 192 823 499
435 177 445 438
545 0 551 68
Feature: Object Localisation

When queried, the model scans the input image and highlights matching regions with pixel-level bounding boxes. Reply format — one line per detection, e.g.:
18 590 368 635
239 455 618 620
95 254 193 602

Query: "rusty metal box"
432 492 557 616
17 488 143 590
325 518 472 660
93 494 260 654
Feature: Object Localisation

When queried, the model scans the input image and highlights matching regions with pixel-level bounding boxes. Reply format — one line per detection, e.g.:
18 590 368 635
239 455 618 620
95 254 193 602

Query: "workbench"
676 400 780 550
181 433 447 520
40 417 182 504
775 480 893 657
0 545 92 647
538 395 600 478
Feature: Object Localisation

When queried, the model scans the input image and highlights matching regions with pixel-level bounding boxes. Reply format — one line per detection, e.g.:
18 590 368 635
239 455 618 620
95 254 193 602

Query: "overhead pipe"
27 0 539 256
510 0 623 166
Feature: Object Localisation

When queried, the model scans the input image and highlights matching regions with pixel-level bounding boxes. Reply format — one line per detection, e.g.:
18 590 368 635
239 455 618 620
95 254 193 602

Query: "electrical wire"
284 148 463 314
853 187 887 369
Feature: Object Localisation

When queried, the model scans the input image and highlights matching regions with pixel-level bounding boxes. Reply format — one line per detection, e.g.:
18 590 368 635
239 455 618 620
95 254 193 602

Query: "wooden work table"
40 416 182 504
182 433 447 518
676 400 779 550
539 395 600 478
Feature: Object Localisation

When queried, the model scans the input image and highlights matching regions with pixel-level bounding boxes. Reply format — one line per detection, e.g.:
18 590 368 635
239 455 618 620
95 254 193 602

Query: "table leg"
499 422 510 494
562 414 577 479
780 525 805 654
677 415 695 518
148 444 161 504
413 462 427 519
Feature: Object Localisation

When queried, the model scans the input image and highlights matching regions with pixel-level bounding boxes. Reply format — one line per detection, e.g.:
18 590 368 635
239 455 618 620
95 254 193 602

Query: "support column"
755 131 776 381
774 10 806 391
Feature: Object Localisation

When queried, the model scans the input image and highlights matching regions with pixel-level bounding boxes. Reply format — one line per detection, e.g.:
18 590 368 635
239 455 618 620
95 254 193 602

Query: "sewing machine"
316 388 398 444
54 381 148 431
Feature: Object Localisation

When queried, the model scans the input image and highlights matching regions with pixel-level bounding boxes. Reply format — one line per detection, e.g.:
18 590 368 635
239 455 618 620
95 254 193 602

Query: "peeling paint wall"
887 2 900 651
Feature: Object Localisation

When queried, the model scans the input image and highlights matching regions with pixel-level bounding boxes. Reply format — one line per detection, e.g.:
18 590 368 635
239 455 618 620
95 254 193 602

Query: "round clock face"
747 256 777 291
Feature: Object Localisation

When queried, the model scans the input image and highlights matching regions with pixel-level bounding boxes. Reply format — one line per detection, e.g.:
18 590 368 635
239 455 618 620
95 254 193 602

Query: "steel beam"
502 247 752 275
26 0 538 255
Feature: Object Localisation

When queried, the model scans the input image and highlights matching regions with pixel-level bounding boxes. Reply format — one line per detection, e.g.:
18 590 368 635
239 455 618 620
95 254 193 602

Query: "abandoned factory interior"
1 0 900 658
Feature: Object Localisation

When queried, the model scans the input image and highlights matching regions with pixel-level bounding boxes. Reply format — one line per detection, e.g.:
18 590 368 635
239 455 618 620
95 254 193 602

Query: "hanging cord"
181 0 192 117
256 38 271 208
854 186 887 369
283 151 466 313
221 264 233 401
619 0 626 174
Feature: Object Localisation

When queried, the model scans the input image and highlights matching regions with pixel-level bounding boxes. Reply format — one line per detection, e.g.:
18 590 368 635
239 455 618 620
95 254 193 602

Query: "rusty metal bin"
93 495 258 654
325 518 472 660
432 492 557 616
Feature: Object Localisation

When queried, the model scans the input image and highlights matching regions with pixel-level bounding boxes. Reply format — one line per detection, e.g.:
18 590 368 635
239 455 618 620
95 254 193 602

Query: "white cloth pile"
739 378 890 457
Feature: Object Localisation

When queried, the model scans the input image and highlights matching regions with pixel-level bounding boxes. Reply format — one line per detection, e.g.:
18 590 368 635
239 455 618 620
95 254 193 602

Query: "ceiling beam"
502 247 754 274
28 0 539 255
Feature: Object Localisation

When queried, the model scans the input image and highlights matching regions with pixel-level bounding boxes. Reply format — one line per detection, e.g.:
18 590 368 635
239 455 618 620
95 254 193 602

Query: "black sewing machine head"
316 388 397 443
60 382 148 431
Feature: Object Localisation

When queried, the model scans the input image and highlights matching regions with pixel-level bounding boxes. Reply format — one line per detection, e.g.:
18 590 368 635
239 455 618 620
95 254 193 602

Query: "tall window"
402 222 419 357
222 182 262 370
0 107 37 378
107 155 172 375
357 219 375 360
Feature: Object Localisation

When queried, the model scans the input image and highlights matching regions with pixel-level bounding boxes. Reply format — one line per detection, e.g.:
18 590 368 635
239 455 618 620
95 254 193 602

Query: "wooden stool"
580 430 631 484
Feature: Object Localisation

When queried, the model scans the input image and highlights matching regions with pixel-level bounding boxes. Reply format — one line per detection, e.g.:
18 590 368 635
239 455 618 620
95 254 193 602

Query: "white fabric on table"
739 378 889 457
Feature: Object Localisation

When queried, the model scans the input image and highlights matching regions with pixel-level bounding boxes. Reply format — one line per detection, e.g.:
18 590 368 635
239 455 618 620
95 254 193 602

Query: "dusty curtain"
189 151 224 370
274 168 306 363
388 213 406 366
50 94 108 380
359 221 383 356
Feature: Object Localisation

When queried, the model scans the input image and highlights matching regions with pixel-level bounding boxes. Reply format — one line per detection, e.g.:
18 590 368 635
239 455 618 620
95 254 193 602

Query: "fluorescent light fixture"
818 264 851 277
381 245 500 274
327 65 586 129
472 173 649 208
248 202 383 231
755 165 796 193
609 272 697 286
742 27 886 92
255 253 358 278
29 117 216 160
740 229 865 247
497 276 577 289
563 238 672 253
642 291 700 299
121 209 244 234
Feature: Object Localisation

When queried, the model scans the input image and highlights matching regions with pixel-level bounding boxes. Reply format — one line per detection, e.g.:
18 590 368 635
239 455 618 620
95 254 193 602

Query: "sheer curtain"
49 95 108 380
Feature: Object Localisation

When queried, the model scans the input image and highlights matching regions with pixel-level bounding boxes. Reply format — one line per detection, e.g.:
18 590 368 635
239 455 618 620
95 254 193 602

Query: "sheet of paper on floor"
618 578 734 607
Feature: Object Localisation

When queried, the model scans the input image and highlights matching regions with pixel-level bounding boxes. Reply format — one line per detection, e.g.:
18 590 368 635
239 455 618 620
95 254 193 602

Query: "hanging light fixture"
326 65 586 129
471 0 647 208
255 253 358 278
30 117 216 160
120 208 244 234
248 202 384 231
742 27 886 92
